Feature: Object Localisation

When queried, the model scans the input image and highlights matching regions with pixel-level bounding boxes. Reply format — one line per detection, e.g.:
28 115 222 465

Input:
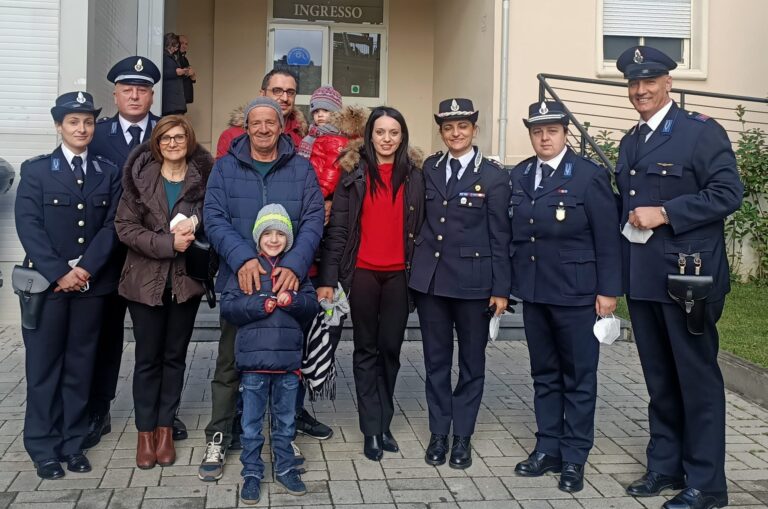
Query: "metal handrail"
537 73 768 172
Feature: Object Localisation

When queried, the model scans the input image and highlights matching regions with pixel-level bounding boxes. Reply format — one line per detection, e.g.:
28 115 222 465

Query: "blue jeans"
239 372 299 479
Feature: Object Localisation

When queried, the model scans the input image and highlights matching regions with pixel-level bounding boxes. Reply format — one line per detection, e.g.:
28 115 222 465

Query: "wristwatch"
660 206 670 225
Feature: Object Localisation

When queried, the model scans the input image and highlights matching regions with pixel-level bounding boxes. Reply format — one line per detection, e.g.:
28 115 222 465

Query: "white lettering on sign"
293 4 364 20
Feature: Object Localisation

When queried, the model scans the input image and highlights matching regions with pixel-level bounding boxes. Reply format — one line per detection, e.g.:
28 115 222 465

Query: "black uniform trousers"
522 302 599 465
204 319 238 446
88 290 127 417
627 298 726 493
23 292 104 462
128 290 202 432
349 268 409 436
414 291 489 437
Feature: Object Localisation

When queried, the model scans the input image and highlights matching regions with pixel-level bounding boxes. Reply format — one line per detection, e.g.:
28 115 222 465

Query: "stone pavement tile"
267 480 330 506
0 471 18 491
387 478 446 490
327 480 362 505
353 459 385 480
425 503 460 509
390 488 453 504
13 493 80 504
443 477 482 501
359 480 392 504
158 467 198 478
583 473 628 498
203 485 236 509
139 500 205 509
518 501 554 509
75 490 113 509
547 501 584 509
729 491 767 505
129 468 161 488
0 493 16 509
506 486 572 501
106 487 145 509
637 496 672 508
98 470 132 490
459 502 521 509
144 486 206 499
8 503 76 509
326 460 356 480
336 505 395 509
575 497 644 508
7 472 41 492
384 467 439 479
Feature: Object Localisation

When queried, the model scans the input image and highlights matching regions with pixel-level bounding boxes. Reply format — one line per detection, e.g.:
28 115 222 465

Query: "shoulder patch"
93 154 117 167
687 111 710 123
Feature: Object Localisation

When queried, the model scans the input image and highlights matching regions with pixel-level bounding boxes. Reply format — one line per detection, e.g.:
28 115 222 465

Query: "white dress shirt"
534 145 567 190
60 144 88 175
445 149 475 183
637 99 673 142
118 115 150 145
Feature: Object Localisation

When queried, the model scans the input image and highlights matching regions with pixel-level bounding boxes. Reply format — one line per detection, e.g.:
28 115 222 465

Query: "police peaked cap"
616 46 677 80
523 101 569 128
107 56 161 85
51 91 101 122
434 98 479 125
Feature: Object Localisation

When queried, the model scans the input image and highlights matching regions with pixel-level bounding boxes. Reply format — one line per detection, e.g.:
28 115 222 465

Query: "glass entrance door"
268 24 330 107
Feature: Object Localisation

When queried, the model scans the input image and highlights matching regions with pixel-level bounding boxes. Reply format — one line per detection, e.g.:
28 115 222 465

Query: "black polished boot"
382 431 399 453
663 488 728 509
626 471 687 497
363 435 383 461
424 433 449 466
558 462 584 493
449 435 472 469
514 451 562 477
83 413 111 449
172 416 187 441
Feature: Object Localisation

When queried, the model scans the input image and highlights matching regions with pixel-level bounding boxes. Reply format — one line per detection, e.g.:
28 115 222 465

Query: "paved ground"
0 325 767 509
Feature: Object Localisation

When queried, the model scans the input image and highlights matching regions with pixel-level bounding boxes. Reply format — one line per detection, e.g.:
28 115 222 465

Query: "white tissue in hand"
621 222 653 244
170 213 188 230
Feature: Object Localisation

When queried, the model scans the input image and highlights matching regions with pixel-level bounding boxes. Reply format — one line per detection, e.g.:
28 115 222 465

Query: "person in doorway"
510 101 622 493
176 35 196 105
259 69 307 148
162 33 187 116
317 106 424 461
409 98 511 470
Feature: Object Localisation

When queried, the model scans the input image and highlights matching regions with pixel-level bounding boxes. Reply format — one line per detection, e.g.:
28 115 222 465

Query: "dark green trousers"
204 319 238 446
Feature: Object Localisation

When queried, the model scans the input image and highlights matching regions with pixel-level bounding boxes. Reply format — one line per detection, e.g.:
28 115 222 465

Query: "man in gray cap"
198 96 324 482
85 55 165 449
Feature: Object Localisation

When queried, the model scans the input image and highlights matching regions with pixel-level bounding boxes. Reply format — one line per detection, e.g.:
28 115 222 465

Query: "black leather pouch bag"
185 233 219 308
667 274 713 335
12 266 50 330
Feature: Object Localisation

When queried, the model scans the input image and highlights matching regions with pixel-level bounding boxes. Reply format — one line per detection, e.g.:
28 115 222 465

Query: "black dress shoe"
449 435 472 469
626 471 687 497
35 459 65 480
382 431 399 453
558 462 584 493
663 488 728 509
424 433 449 466
515 451 562 477
172 416 188 441
64 453 92 473
363 435 383 461
83 413 111 449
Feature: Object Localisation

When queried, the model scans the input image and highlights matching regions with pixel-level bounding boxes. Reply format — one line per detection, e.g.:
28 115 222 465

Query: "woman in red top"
317 107 424 462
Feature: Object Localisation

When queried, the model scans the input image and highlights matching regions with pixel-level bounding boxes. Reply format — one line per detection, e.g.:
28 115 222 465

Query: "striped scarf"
298 123 339 159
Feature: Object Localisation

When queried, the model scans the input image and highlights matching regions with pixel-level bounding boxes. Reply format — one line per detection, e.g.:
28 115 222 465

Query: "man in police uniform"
509 101 622 492
410 98 511 469
86 56 173 448
15 92 121 478
615 46 743 509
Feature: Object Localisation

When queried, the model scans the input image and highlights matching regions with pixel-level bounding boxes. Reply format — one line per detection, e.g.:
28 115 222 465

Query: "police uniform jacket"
409 147 511 300
14 146 122 296
90 112 160 171
615 101 743 302
509 148 622 306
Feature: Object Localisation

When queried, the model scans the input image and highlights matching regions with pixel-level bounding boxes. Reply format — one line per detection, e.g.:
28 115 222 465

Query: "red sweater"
356 163 405 271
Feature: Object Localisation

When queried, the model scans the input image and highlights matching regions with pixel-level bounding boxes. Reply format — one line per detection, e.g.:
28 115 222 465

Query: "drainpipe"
497 0 510 164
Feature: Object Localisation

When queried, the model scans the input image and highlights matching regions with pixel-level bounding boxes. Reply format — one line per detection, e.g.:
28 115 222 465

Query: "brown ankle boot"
155 426 176 466
136 431 156 469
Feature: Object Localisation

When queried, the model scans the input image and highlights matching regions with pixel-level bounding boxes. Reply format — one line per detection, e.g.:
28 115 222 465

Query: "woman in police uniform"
509 101 622 493
14 92 121 480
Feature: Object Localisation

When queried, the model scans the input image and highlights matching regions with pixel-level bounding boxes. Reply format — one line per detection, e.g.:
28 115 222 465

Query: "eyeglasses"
265 87 297 98
159 134 187 145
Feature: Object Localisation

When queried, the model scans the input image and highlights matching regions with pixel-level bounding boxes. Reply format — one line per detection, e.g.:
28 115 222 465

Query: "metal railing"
537 73 768 171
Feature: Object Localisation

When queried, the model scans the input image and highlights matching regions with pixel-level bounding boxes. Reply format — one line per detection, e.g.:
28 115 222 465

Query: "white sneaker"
198 431 226 481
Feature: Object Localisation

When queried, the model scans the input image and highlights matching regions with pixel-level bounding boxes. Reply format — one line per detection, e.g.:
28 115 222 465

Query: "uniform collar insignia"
135 58 144 72
450 99 459 112
524 162 532 175
110 121 118 135
473 148 482 173
151 119 157 128
538 102 548 115
564 162 573 177
633 49 643 64
51 158 60 172
93 159 102 173
76 92 86 104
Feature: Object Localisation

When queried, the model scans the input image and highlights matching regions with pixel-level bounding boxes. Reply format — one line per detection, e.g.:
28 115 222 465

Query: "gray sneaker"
198 432 226 481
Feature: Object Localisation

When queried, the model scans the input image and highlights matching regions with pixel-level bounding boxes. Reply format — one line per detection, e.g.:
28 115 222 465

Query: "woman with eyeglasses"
115 115 213 469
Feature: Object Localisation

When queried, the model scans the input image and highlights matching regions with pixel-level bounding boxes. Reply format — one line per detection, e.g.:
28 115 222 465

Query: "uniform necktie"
72 155 85 189
535 163 552 191
637 123 652 144
128 125 143 149
447 158 461 195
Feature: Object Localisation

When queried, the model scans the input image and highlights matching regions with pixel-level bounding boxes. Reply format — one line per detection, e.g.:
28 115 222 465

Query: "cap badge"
538 102 549 115
633 49 643 64
450 99 459 112
134 58 144 72
76 92 86 104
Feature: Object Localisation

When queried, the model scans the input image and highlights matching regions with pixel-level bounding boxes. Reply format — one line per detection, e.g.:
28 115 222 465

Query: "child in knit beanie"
298 86 343 159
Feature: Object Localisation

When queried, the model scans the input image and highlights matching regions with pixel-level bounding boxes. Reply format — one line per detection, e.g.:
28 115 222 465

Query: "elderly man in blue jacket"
198 96 324 482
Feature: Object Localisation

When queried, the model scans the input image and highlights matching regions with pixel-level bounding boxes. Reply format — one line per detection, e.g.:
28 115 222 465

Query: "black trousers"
349 268 409 436
89 291 128 417
204 318 239 446
628 298 727 493
128 291 202 432
413 292 489 437
523 302 599 465
23 292 104 462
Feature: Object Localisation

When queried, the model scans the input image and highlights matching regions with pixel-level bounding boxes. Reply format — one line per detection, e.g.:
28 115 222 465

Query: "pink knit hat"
309 86 342 114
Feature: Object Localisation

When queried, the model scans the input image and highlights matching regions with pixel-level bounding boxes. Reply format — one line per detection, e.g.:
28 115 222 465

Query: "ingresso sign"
273 0 384 24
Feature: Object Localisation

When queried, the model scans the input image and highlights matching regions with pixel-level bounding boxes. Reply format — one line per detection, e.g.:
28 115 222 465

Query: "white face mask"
489 315 501 341
593 314 621 345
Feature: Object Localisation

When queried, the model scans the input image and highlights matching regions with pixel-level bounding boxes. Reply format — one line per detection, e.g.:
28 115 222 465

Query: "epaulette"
93 154 117 167
97 116 111 123
26 153 50 163
687 111 710 123
579 154 602 168
486 158 506 171
426 150 443 159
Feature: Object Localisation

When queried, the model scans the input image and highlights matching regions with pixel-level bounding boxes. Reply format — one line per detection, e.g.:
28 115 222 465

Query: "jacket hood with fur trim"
328 106 369 138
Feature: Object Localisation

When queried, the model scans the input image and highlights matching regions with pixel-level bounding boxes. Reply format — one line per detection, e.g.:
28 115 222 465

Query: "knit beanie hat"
243 97 284 130
253 203 294 252
310 86 342 114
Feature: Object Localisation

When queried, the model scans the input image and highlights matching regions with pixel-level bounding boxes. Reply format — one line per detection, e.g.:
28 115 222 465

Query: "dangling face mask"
593 314 621 345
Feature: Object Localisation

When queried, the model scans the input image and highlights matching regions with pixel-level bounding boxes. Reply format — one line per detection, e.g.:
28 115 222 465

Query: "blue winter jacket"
204 133 324 292
220 256 320 372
